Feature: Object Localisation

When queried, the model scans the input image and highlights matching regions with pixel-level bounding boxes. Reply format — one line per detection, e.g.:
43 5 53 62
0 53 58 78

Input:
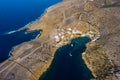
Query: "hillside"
0 0 120 80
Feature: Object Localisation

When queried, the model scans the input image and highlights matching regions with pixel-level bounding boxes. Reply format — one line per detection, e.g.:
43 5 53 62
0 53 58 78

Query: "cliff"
0 0 120 80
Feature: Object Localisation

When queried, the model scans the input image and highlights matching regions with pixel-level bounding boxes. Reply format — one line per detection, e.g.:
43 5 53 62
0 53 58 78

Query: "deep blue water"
0 0 61 62
40 37 93 80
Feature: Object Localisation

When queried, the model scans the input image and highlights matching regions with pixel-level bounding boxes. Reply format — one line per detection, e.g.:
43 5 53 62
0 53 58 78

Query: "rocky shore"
0 0 120 80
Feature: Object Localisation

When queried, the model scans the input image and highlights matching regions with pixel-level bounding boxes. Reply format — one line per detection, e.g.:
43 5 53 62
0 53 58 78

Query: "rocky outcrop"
82 0 120 80
0 0 120 80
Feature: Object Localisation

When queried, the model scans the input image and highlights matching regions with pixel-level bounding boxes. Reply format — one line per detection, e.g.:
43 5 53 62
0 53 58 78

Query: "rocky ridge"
0 0 120 80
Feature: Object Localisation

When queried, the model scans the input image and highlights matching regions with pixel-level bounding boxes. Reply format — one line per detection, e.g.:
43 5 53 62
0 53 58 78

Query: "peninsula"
0 0 120 80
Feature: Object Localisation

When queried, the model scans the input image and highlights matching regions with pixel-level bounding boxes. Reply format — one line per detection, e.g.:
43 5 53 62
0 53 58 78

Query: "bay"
40 37 93 80
0 0 61 62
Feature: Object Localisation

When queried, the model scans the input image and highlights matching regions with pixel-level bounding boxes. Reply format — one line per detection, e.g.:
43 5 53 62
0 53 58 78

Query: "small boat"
71 44 74 47
69 53 72 57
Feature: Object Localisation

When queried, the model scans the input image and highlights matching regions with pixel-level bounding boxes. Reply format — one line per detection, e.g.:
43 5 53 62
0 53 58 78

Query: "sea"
0 0 61 62
0 0 93 79
39 37 93 80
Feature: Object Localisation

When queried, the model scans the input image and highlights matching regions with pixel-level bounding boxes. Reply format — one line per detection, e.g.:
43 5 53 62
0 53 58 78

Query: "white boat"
69 53 72 57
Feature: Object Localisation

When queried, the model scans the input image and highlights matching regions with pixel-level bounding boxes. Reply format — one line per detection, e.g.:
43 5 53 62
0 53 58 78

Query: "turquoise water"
0 0 61 62
40 37 93 80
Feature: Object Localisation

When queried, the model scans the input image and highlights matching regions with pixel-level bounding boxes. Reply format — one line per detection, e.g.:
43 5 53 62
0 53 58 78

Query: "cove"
0 0 62 62
0 29 41 62
39 37 93 80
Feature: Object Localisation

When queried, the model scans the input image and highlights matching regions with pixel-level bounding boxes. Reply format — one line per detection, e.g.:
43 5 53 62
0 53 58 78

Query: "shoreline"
4 0 63 35
1 0 63 62
0 0 119 80
0 1 95 79
15 0 63 32
39 36 93 80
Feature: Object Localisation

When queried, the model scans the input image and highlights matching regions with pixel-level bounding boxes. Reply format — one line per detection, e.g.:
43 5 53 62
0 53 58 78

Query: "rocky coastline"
0 0 120 80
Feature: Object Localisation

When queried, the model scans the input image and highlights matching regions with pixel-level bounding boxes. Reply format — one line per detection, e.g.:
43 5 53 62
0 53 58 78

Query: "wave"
3 25 28 35
5 30 17 35
3 14 42 36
